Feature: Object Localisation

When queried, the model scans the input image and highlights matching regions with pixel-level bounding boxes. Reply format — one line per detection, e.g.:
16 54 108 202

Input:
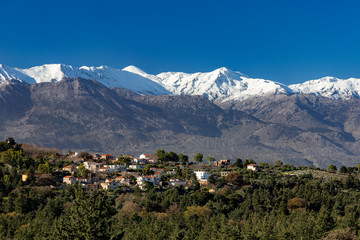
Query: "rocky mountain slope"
1 77 360 168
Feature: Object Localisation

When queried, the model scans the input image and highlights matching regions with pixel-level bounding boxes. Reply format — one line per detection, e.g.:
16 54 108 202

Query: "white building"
133 158 147 164
247 164 258 171
194 170 211 180
103 164 126 172
100 179 118 190
63 176 77 185
128 165 144 170
169 179 186 187
139 154 151 159
115 176 130 186
83 161 101 172
137 175 161 189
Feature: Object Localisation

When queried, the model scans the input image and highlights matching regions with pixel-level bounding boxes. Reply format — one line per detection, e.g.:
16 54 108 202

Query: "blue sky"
0 0 360 84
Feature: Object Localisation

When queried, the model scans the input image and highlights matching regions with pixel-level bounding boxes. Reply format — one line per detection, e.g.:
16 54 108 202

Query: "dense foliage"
0 139 360 239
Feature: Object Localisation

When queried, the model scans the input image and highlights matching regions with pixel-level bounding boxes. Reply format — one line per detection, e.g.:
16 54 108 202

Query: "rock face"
1 78 360 168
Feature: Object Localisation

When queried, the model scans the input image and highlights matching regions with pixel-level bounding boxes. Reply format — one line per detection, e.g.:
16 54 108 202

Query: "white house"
169 179 186 187
100 179 118 190
128 165 144 170
102 164 126 172
83 161 101 172
137 175 161 189
133 158 147 164
194 170 211 180
63 176 77 185
62 165 78 174
115 176 130 186
167 170 177 175
139 154 151 159
76 177 88 184
69 152 79 156
99 167 110 173
247 164 258 171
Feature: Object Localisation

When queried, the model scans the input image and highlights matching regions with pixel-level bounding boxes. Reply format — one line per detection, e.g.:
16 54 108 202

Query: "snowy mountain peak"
0 65 36 84
289 77 360 99
1 64 170 95
154 68 291 102
122 65 146 75
3 63 360 102
212 67 241 75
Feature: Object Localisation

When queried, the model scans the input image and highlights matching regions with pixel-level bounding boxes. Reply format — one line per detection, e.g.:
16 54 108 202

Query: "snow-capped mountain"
0 64 170 95
0 64 36 84
155 67 292 102
289 76 360 99
2 63 360 102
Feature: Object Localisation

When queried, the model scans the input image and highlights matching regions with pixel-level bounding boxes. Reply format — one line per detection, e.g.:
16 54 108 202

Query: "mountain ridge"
2 64 360 103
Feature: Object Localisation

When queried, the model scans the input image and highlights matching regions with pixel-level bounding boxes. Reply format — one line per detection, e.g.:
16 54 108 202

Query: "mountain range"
2 64 360 102
2 64 360 168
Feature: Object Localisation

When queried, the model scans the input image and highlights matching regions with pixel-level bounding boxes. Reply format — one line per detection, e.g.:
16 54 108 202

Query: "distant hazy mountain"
2 64 360 102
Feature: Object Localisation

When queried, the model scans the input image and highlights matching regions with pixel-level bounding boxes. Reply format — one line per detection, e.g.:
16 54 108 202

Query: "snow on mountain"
122 65 162 83
155 67 292 102
0 64 36 84
7 64 170 95
3 63 360 102
289 76 360 99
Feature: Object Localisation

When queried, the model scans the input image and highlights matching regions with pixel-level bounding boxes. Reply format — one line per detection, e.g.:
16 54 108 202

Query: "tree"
206 156 215 164
118 155 131 165
54 188 115 240
225 172 243 187
314 206 335 238
244 159 256 166
178 154 189 165
38 162 50 174
142 165 154 175
194 153 203 164
78 163 89 178
79 152 93 160
323 228 356 240
234 158 243 168
339 166 348 174
1 148 25 168
328 165 337 173
167 151 179 162
274 160 283 166
155 149 167 162
287 197 306 210
6 137 16 146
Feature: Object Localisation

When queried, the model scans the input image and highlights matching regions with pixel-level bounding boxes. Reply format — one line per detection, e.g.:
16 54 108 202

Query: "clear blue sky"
1 0 360 84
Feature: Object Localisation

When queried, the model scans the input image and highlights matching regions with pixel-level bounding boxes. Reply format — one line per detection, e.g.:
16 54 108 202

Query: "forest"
0 138 360 239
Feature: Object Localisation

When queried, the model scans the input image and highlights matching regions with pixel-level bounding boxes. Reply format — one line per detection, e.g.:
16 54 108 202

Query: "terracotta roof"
64 176 73 178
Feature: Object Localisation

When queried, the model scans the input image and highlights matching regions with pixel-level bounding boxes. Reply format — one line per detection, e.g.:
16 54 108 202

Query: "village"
21 151 260 191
